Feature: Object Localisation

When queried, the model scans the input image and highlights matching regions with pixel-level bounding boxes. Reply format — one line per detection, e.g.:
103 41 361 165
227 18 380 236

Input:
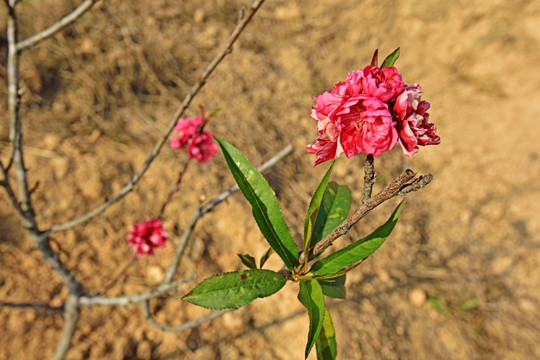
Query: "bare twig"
362 154 376 204
34 233 83 294
52 295 79 360
46 0 268 236
0 160 27 223
158 160 191 219
164 205 201 284
0 301 63 312
399 173 433 195
79 275 194 306
16 0 98 52
6 0 35 229
142 300 231 332
96 255 137 295
302 169 417 262
5 2 80 294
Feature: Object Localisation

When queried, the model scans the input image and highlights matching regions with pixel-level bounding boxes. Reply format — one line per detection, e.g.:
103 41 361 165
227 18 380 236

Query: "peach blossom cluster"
307 65 439 165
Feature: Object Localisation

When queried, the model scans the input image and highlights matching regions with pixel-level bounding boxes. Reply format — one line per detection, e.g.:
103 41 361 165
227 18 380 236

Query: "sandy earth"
1 0 539 359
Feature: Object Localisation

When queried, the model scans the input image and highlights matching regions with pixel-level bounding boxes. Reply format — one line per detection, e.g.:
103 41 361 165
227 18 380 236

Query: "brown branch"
0 301 63 312
52 295 79 360
0 160 26 223
5 0 35 228
362 154 376 204
158 160 191 219
46 0 268 236
78 275 194 306
303 169 416 262
399 173 433 195
16 0 98 52
34 233 83 294
142 300 231 332
96 255 137 295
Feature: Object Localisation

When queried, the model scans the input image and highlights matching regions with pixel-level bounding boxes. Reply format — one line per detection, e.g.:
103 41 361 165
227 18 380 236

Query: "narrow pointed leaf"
259 248 272 269
183 269 286 309
298 280 325 359
381 47 400 68
318 275 346 299
310 182 352 248
310 202 403 276
370 48 379 67
304 162 335 256
217 138 299 269
315 307 337 360
238 254 257 269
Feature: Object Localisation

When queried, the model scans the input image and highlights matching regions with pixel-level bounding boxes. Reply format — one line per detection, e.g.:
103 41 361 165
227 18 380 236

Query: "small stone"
146 266 164 284
194 8 205 23
136 340 152 360
274 4 300 20
409 288 427 307
43 134 60 150
51 157 69 179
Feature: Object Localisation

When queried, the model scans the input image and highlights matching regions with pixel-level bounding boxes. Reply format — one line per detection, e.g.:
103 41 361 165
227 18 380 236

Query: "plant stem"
158 160 190 219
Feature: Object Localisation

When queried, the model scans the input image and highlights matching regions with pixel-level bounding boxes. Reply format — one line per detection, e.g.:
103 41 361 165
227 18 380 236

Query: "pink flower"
307 65 403 165
339 96 398 157
187 131 218 163
170 115 219 163
170 116 204 150
358 65 405 102
394 85 440 157
127 218 169 257
308 59 439 165
307 117 344 166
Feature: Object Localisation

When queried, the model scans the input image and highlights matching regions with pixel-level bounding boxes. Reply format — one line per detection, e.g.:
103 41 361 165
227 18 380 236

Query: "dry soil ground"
1 0 539 359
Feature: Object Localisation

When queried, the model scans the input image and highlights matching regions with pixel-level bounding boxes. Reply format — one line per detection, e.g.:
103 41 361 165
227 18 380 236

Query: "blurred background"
1 0 539 358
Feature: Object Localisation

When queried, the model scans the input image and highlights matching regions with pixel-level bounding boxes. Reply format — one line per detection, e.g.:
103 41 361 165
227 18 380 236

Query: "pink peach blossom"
187 131 218 163
339 96 398 157
307 65 403 165
127 218 169 257
394 85 440 157
170 116 204 150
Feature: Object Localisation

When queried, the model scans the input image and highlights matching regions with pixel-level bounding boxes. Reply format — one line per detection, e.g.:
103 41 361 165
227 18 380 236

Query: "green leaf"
259 248 272 269
238 254 257 269
318 275 346 299
310 182 352 249
428 294 451 315
216 138 299 270
381 47 400 68
298 280 325 359
310 202 403 276
304 162 335 257
183 269 286 310
316 307 337 360
459 297 479 312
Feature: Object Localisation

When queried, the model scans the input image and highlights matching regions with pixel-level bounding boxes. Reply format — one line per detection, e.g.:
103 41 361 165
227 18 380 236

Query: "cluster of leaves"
184 51 404 359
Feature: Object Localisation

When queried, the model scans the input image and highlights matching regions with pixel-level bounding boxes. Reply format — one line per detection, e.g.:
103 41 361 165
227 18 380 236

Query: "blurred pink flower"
170 115 218 163
394 85 440 157
170 116 204 150
187 131 219 163
127 218 169 257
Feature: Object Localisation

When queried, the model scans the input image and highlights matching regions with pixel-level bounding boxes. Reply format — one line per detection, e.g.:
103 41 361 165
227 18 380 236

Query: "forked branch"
16 0 99 52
